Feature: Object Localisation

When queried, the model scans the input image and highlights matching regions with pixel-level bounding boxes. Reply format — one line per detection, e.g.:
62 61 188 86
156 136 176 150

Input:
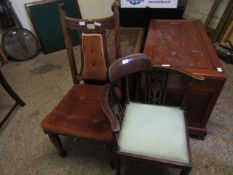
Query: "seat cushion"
41 84 112 141
81 34 107 81
118 102 189 164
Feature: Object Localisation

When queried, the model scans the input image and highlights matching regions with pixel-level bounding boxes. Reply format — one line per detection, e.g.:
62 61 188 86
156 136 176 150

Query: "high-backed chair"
59 2 120 85
40 2 120 158
100 54 205 175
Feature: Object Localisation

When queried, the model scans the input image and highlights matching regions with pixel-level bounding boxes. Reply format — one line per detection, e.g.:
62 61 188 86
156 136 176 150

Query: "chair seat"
118 102 189 164
41 84 112 142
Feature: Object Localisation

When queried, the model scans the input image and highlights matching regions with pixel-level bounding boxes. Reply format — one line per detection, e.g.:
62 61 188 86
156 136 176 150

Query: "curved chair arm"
100 83 121 132
0 44 8 65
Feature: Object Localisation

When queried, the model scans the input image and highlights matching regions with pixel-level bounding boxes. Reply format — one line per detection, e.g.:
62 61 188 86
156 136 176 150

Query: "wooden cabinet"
144 20 227 138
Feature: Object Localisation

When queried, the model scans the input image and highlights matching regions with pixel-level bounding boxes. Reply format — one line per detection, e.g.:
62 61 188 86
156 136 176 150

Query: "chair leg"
48 133 67 158
106 144 115 169
115 155 121 175
0 70 25 106
180 168 191 175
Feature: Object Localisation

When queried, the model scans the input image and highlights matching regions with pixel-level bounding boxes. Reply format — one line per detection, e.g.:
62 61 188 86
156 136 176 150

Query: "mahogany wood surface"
41 84 112 141
144 20 227 138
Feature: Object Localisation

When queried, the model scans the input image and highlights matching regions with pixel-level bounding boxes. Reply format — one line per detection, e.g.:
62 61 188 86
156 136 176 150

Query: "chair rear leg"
180 168 191 175
115 155 121 175
106 144 115 169
48 133 67 158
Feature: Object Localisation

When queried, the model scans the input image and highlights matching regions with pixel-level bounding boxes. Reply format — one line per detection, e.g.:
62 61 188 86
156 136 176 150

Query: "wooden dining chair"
40 2 120 158
100 54 205 175
59 2 120 85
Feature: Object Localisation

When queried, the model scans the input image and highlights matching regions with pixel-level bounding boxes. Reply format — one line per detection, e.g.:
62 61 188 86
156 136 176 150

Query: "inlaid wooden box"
144 20 227 138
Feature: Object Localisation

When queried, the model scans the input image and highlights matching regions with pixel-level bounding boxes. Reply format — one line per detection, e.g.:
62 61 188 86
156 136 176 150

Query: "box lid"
144 20 227 78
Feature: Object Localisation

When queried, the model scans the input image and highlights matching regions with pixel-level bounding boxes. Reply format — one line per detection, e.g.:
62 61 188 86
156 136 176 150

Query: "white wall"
10 0 114 32
78 0 114 20
10 0 40 32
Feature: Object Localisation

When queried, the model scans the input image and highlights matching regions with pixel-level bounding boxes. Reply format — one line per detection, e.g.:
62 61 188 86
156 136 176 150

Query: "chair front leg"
48 133 67 158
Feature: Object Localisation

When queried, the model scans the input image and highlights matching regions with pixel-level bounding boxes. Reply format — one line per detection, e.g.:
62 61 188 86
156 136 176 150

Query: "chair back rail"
131 67 204 109
100 52 204 174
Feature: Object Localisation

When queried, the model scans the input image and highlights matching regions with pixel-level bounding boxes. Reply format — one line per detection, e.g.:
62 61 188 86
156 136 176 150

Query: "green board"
26 0 81 53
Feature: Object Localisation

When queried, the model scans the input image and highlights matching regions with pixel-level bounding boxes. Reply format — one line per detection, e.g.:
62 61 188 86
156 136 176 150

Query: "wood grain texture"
144 20 227 137
0 44 8 66
41 84 112 142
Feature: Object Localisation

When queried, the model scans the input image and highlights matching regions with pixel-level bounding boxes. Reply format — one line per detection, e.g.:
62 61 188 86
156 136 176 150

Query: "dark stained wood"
100 83 120 133
41 2 120 158
42 84 112 142
144 20 227 137
106 27 145 63
48 133 67 158
109 53 151 83
100 54 197 175
59 3 120 84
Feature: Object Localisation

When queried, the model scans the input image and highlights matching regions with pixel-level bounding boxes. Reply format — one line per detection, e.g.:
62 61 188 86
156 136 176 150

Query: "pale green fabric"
118 102 189 164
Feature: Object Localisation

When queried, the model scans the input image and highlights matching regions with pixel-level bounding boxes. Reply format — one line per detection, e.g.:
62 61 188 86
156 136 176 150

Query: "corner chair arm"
100 84 120 132
0 44 8 65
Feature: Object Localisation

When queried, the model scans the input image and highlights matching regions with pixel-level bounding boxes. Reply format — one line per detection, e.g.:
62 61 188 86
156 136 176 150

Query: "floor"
0 47 232 175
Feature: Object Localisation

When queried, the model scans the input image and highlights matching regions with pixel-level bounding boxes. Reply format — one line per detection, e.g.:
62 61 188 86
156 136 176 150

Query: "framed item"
205 0 233 41
2 27 39 61
220 21 233 50
26 0 81 53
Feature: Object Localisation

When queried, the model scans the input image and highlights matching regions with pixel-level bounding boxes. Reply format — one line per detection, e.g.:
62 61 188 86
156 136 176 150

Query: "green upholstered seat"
118 102 189 164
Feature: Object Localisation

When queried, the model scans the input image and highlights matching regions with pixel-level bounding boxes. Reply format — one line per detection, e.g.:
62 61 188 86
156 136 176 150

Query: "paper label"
162 64 170 67
217 67 223 72
94 22 102 27
79 21 86 26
